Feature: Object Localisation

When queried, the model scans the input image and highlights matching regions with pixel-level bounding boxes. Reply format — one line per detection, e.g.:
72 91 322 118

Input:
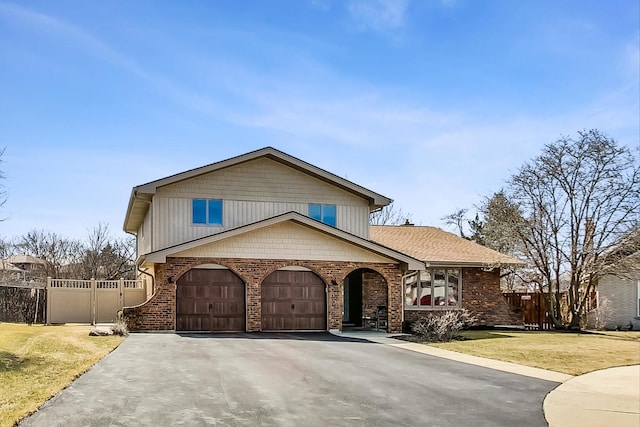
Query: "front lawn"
0 323 124 427
429 330 640 376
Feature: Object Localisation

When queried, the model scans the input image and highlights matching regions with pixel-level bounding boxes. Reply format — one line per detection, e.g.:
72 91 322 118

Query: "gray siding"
598 274 640 329
137 211 152 256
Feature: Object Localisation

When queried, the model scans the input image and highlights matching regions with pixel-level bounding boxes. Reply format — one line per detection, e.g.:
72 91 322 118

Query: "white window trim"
404 268 463 310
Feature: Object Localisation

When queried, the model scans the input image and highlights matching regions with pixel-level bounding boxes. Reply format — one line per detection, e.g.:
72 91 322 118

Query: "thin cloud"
0 2 231 120
0 2 144 77
347 0 409 32
309 0 332 12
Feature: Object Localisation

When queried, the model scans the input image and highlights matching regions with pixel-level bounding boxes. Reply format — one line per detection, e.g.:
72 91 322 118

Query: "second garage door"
176 268 245 332
261 270 326 331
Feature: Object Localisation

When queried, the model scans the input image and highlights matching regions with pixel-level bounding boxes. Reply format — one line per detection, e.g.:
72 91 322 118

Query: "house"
4 255 46 282
122 147 522 333
0 259 25 282
370 225 523 327
596 274 640 329
593 232 640 330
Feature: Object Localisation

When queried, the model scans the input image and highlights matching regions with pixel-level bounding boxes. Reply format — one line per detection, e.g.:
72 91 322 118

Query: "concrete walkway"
544 365 640 427
339 330 640 427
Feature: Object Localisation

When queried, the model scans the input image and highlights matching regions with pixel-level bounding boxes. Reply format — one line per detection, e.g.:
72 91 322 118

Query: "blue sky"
1 0 638 241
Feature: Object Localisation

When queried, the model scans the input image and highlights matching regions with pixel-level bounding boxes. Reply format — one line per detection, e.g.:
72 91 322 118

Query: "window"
192 199 222 225
404 269 461 309
308 204 337 227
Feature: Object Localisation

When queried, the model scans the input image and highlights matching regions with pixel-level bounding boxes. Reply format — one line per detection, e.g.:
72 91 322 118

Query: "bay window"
405 268 461 309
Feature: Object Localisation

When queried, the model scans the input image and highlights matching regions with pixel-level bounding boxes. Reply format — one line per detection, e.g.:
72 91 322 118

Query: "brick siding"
404 268 522 327
362 270 388 320
461 268 522 325
124 261 521 333
124 258 404 333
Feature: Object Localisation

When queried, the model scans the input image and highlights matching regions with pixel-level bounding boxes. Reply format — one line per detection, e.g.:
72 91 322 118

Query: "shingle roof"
0 260 24 272
370 225 523 266
6 255 46 265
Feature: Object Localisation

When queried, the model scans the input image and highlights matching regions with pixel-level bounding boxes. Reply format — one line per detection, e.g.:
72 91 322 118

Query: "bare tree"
441 208 469 238
80 223 135 279
15 230 83 279
369 203 413 225
10 225 136 280
507 130 640 329
0 236 17 283
0 236 12 259
0 148 6 218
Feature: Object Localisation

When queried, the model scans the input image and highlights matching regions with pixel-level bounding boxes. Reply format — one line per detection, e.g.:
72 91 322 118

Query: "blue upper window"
309 204 336 227
192 199 222 225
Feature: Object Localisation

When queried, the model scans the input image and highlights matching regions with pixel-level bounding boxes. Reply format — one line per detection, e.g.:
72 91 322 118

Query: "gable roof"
370 225 523 267
0 260 24 272
5 255 46 266
124 147 392 233
143 211 425 271
598 227 640 276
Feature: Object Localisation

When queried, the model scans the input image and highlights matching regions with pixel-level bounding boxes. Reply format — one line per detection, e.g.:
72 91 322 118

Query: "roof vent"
402 219 414 226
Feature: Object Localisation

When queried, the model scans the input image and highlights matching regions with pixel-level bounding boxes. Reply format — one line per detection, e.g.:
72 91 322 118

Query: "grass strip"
0 323 124 427
429 330 640 376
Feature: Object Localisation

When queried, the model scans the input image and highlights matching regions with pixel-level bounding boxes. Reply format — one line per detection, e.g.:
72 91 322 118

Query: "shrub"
110 320 129 337
411 309 477 342
110 310 129 337
588 296 613 330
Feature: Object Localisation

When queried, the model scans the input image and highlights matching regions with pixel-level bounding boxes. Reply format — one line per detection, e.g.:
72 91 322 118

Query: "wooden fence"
503 291 598 330
503 292 552 330
47 278 147 324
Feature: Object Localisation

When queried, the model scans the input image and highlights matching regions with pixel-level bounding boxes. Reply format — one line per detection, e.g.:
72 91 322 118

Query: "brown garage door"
176 268 245 332
261 270 326 331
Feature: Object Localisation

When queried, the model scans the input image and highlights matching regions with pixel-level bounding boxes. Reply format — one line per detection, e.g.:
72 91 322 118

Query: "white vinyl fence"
46 278 147 324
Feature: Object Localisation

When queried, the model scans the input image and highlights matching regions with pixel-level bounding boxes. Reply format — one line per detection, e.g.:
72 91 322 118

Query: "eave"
123 147 392 234
141 211 425 271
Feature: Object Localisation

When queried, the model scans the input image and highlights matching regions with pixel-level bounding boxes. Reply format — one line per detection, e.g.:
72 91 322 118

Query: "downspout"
126 192 154 296
136 263 155 298
124 228 155 298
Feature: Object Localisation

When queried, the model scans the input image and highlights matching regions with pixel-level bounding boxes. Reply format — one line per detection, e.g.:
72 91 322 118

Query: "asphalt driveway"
20 333 558 427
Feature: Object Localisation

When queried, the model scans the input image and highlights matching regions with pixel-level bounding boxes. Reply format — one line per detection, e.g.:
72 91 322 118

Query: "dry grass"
429 330 640 376
0 323 124 427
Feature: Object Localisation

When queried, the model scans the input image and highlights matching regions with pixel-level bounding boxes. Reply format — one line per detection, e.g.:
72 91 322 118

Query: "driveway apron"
19 333 559 427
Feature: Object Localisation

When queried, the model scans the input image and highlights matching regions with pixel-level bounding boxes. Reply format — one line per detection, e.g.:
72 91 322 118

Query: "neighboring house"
594 236 640 330
4 255 47 282
122 147 522 333
0 260 25 282
596 274 640 329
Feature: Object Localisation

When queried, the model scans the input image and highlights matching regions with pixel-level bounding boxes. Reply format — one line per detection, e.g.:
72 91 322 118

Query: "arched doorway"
343 268 388 329
261 268 326 331
176 266 245 332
